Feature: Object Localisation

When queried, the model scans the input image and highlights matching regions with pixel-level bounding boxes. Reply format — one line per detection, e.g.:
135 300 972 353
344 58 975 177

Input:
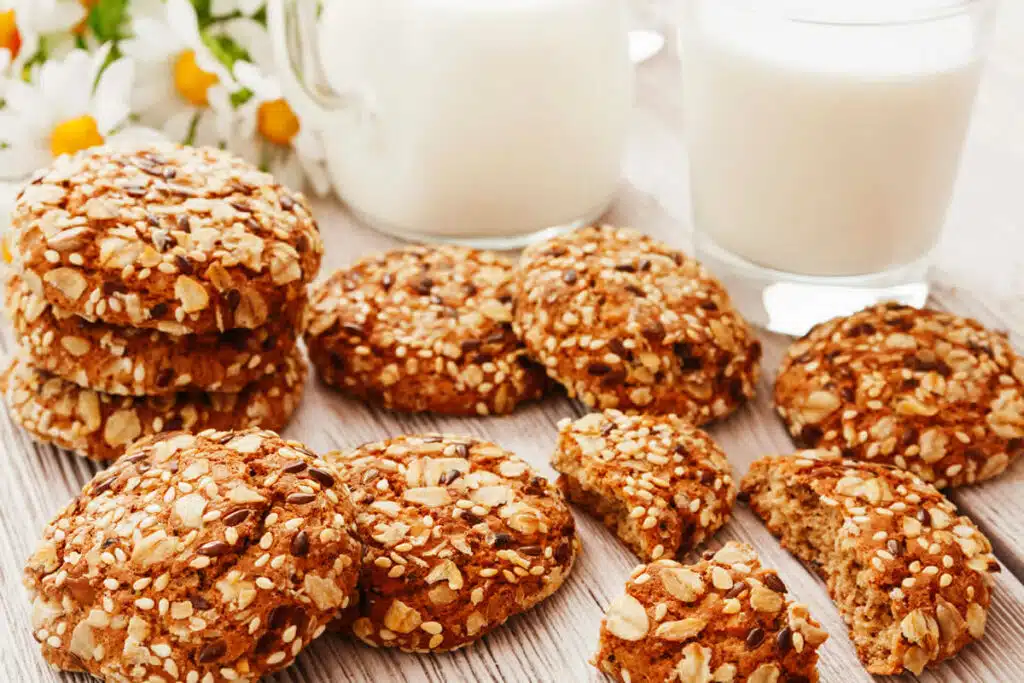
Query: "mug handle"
266 0 347 132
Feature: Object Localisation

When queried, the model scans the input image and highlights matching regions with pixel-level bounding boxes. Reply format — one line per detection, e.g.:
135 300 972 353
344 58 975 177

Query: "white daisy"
119 0 238 146
0 0 86 78
227 60 331 195
0 43 134 179
210 0 265 18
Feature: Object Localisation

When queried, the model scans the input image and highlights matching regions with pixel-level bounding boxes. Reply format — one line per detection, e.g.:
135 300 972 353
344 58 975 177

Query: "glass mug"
678 0 996 335
267 0 634 249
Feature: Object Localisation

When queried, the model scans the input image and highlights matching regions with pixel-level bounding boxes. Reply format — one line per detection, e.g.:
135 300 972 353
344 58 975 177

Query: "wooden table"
2 6 1023 683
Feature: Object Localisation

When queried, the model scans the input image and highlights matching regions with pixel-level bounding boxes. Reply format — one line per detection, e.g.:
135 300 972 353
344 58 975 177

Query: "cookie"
325 434 579 651
23 428 362 683
8 143 322 334
6 273 305 396
594 542 828 683
305 245 547 415
552 410 735 562
1 351 307 461
741 452 999 675
514 225 761 422
774 303 1024 488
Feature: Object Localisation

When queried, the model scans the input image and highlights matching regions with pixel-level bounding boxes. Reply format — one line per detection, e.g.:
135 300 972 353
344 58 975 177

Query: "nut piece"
44 268 87 301
103 410 141 447
674 643 713 683
661 568 705 603
605 594 650 641
174 276 210 313
383 600 423 634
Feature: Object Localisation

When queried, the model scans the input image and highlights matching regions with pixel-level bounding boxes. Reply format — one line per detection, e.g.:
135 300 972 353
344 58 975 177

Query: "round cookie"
9 143 322 334
326 434 579 652
23 428 362 683
741 451 1000 675
305 245 547 415
594 542 828 683
6 273 306 395
515 225 761 422
1 351 307 461
774 303 1024 487
552 410 736 562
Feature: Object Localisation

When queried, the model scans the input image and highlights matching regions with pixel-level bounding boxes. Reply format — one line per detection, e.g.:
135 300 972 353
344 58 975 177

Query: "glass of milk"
678 0 996 335
267 0 633 249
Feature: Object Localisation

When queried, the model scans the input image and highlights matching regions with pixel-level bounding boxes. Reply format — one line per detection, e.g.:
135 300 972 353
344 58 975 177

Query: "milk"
316 0 633 242
680 0 988 277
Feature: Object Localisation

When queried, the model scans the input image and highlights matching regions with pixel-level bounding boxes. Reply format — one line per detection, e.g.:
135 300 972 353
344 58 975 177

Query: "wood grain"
1 2 1023 682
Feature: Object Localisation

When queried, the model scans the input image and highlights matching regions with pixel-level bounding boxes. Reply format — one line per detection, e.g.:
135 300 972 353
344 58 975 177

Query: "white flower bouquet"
0 0 328 194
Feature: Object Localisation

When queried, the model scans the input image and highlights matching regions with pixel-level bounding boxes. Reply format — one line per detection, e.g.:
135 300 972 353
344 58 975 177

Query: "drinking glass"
678 0 996 335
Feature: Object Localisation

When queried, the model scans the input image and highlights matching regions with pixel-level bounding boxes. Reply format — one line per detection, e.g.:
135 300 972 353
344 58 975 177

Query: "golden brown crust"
23 429 362 683
325 434 579 652
774 303 1024 487
6 273 305 396
1 351 307 462
552 410 736 562
9 143 323 334
305 245 547 416
741 452 999 675
593 542 827 683
514 225 761 422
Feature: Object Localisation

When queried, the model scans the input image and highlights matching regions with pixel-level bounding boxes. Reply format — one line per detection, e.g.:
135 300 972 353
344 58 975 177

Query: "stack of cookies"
1 144 323 461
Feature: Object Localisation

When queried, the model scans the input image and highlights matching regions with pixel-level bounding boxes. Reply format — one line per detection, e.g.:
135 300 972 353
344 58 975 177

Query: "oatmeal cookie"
23 428 362 683
326 434 579 651
741 452 999 675
775 303 1024 488
8 143 322 334
552 410 735 562
514 225 761 422
305 245 547 415
6 273 305 395
594 542 828 683
1 351 307 461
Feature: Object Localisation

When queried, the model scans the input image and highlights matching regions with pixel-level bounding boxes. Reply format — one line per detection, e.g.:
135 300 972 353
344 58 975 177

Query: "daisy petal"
167 0 202 46
0 144 51 181
92 57 135 133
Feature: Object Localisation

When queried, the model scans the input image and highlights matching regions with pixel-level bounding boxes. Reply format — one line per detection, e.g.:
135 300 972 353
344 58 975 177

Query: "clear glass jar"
678 0 996 334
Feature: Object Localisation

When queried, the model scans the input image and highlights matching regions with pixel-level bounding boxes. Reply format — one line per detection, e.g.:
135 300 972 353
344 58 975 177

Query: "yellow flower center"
50 115 104 158
173 49 219 107
257 99 301 146
0 10 22 59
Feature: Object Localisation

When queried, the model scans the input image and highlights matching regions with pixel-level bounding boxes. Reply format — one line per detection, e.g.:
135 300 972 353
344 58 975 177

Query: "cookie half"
326 434 579 651
306 245 547 415
775 304 1024 488
6 273 305 395
553 410 735 561
515 225 761 422
9 143 322 334
24 429 362 682
594 542 828 683
741 452 999 675
1 351 307 461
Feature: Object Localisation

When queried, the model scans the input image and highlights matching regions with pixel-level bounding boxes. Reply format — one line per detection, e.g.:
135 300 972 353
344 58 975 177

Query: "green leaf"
203 33 252 69
192 0 215 23
86 0 131 42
